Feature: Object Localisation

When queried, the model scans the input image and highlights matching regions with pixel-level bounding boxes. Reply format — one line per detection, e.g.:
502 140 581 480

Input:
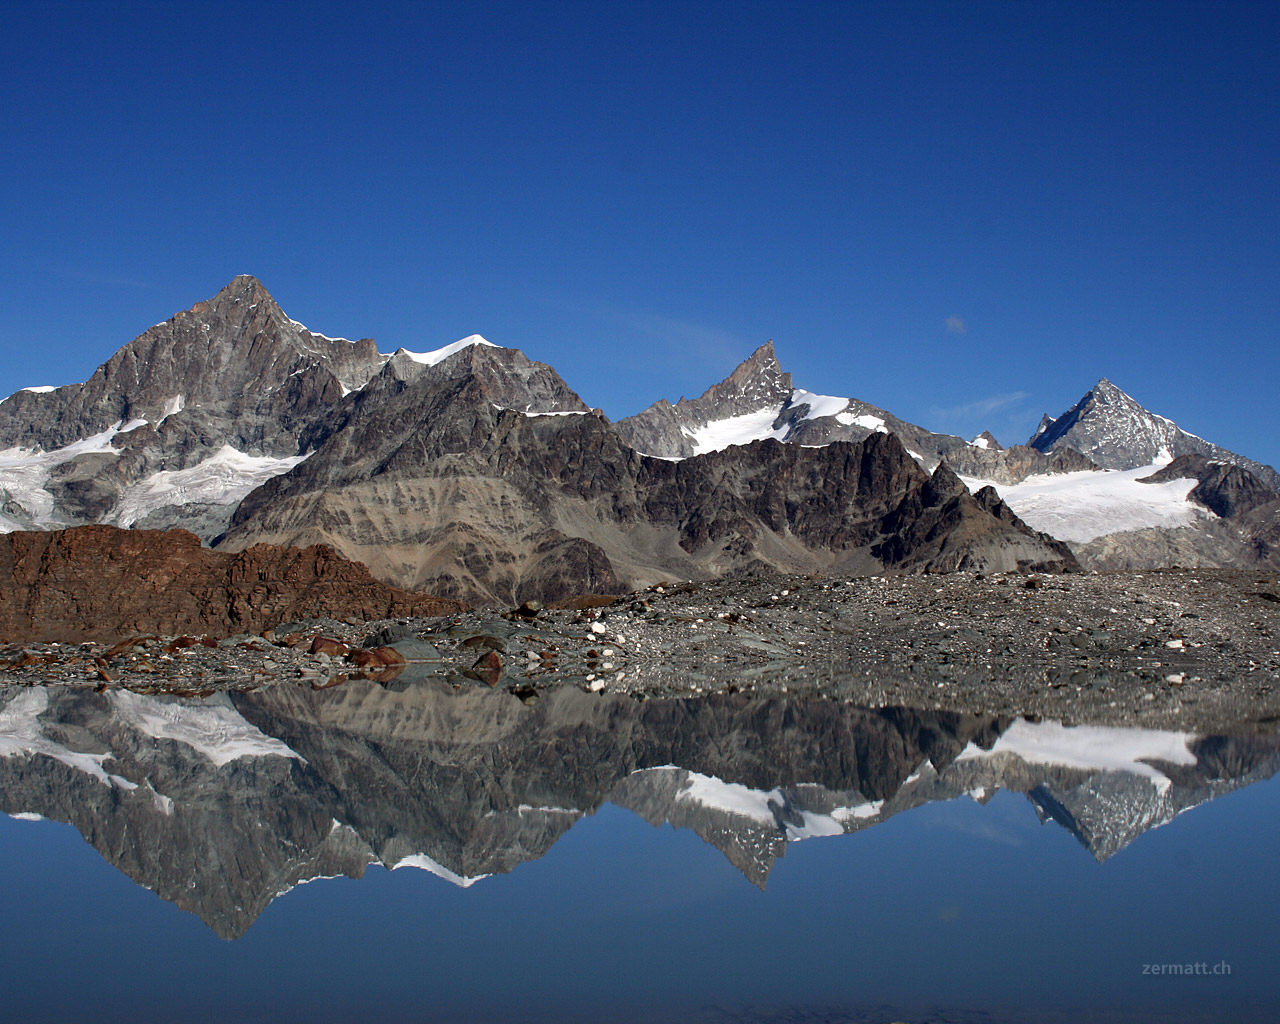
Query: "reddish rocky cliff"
0 525 465 643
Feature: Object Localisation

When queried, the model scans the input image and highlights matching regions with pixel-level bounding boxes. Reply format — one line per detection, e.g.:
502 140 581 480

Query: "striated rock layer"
219 356 1079 603
0 525 464 643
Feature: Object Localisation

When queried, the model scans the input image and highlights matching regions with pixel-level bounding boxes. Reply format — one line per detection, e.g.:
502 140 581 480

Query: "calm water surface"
1 680 1277 1023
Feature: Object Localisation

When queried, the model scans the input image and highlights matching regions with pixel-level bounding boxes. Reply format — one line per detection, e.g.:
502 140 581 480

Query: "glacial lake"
1 680 1278 1024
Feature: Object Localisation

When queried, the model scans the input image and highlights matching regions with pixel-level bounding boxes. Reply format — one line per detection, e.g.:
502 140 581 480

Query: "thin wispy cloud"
605 308 751 356
54 268 157 289
930 391 1029 421
944 315 967 335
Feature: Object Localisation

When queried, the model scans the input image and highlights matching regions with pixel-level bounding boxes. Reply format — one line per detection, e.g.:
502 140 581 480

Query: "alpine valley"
2 276 1277 605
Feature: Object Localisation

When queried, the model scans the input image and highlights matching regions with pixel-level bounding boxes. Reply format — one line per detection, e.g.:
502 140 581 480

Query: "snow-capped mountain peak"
397 334 499 367
1029 378 1278 489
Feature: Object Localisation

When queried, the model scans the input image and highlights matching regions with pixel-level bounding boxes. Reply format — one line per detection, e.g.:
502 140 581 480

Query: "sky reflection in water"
1 681 1278 1023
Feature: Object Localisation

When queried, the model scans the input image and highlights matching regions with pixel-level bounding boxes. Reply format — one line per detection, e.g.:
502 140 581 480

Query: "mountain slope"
218 346 1076 603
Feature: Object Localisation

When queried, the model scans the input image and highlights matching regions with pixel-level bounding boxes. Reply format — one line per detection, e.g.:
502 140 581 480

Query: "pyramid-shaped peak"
214 274 274 301
185 275 283 322
737 339 779 370
713 340 790 403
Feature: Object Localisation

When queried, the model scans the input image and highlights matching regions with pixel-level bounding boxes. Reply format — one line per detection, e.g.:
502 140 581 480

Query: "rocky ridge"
217 357 1077 602
4 276 1278 590
616 342 1100 484
0 525 463 643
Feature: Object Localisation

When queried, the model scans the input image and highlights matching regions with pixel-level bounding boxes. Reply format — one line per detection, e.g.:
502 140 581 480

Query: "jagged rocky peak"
710 340 793 411
614 341 794 457
0 275 389 453
365 335 591 417
1028 377 1280 489
0 276 399 540
971 430 1003 451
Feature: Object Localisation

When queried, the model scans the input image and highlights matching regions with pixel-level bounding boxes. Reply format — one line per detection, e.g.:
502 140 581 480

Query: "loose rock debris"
2 568 1278 732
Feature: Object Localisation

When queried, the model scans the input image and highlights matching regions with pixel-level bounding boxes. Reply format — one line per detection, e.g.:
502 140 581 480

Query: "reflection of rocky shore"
2 682 1279 938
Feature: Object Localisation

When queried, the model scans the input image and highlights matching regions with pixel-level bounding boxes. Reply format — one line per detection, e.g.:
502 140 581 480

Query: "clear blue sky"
2 1 1277 467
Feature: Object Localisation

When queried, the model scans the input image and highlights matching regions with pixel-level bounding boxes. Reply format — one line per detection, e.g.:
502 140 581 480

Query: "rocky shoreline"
3 567 1278 733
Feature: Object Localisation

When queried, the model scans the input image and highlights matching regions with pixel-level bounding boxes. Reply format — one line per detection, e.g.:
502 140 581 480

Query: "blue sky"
2 1 1277 466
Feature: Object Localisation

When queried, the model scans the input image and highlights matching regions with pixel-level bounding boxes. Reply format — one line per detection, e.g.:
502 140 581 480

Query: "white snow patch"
960 464 1208 543
832 799 883 822
683 409 787 455
955 719 1197 795
400 334 498 366
970 435 991 449
391 853 489 887
837 412 887 432
148 783 175 816
0 422 138 531
159 395 185 423
106 691 303 767
675 771 843 841
7 811 46 821
110 445 310 527
0 689 121 786
792 389 850 420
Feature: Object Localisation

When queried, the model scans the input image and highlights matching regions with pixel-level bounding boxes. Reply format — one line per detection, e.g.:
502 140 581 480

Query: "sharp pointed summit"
0 277 390 539
1029 379 1278 489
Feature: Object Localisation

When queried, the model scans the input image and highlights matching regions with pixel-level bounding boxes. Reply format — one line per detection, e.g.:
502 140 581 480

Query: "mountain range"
1 276 1276 603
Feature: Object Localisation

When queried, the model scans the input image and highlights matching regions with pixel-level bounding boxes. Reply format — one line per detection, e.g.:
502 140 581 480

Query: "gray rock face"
0 275 385 453
218 351 1077 602
0 276 388 538
1139 454 1278 520
1029 378 1280 489
941 443 1099 485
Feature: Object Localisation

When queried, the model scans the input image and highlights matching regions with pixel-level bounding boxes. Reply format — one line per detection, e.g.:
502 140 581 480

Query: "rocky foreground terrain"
3 559 1276 733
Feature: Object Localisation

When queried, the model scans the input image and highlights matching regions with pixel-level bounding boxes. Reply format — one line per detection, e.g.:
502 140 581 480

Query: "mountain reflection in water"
1 680 1279 940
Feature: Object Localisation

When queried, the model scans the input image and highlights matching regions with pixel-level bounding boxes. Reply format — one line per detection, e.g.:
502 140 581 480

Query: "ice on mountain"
961 464 1208 542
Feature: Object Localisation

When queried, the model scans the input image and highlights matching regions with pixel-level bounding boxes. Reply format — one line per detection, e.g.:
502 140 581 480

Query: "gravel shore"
4 568 1278 733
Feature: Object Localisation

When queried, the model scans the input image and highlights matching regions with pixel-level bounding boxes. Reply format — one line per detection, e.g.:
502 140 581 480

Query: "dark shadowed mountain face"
218 352 1077 603
1029 378 1280 489
4 682 1277 938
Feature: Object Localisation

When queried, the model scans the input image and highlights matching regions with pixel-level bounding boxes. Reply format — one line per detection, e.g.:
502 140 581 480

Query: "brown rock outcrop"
0 525 465 643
